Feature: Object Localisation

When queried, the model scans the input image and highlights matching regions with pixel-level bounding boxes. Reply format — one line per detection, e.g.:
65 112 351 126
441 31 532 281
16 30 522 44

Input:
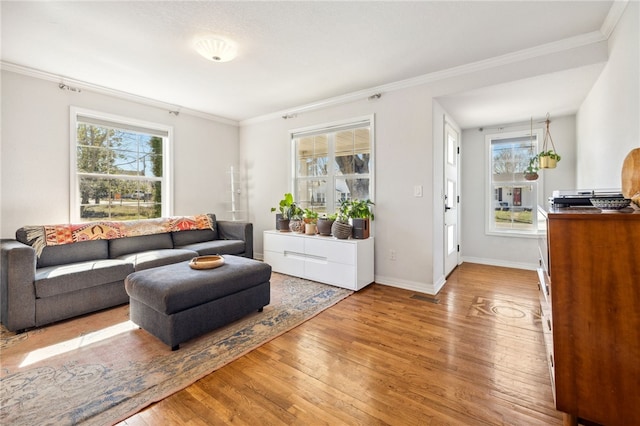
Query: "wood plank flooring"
119 263 562 425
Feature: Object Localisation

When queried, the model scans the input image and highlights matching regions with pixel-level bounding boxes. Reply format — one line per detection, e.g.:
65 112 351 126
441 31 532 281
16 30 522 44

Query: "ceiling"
1 1 616 125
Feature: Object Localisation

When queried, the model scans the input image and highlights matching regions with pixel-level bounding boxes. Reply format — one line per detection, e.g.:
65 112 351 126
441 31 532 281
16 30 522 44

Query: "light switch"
414 185 423 197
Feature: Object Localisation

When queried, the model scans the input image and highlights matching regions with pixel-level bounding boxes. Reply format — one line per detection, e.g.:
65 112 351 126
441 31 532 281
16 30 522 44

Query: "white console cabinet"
263 230 374 291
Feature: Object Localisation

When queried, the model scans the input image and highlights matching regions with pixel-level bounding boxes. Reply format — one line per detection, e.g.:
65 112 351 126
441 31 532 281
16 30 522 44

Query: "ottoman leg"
171 344 180 351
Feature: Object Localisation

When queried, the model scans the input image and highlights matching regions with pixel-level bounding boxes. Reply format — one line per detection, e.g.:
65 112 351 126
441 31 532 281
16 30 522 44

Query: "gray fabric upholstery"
16 228 109 268
35 259 134 298
126 256 271 314
0 215 253 332
129 281 270 349
217 221 253 258
117 249 197 271
109 233 173 258
176 239 245 256
35 281 129 327
1 240 36 332
126 255 271 348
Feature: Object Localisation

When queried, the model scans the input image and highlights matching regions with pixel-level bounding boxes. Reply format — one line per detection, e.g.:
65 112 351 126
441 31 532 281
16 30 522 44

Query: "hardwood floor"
119 263 562 425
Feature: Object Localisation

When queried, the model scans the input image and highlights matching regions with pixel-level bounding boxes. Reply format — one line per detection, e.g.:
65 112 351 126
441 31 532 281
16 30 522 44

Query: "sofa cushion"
109 233 173 258
171 214 217 245
176 239 246 256
35 259 134 298
116 249 197 271
16 228 109 268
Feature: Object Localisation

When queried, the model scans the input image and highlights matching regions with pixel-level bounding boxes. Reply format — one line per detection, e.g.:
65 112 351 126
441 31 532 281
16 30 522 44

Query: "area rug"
0 274 352 425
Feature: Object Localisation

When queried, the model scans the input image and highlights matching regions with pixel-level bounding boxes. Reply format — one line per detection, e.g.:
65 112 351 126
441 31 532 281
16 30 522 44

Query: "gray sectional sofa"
0 214 253 332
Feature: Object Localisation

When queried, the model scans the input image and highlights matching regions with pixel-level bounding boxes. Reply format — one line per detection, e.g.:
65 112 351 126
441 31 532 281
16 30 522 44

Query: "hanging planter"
538 113 561 169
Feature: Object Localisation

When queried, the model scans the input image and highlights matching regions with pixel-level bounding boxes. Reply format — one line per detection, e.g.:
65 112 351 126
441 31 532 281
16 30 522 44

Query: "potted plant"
303 208 319 235
524 156 539 181
538 150 561 169
288 205 305 233
539 114 561 169
270 193 296 231
331 201 353 239
344 199 374 239
316 213 336 236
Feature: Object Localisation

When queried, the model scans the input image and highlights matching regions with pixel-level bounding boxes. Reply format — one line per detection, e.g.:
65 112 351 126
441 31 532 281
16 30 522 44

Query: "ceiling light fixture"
194 36 238 63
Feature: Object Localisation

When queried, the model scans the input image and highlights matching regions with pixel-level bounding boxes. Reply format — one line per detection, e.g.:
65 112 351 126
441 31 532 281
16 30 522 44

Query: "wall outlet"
414 185 423 197
390 249 397 261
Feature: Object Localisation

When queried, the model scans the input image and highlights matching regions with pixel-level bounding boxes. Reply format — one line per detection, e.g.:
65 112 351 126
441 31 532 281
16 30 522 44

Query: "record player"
549 189 625 208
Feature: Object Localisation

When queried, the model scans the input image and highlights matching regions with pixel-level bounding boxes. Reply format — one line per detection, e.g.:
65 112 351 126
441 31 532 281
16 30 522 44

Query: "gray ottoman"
125 255 271 350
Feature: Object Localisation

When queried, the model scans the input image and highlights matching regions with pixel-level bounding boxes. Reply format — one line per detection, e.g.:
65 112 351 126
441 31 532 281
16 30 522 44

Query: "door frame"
443 117 461 276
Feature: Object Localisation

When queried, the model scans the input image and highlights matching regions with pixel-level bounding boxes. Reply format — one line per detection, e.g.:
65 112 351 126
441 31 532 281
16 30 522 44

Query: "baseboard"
374 275 441 296
461 256 538 271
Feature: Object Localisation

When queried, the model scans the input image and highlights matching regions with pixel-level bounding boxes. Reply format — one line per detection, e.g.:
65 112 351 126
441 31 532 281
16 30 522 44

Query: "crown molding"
600 0 629 39
0 61 239 127
241 30 607 125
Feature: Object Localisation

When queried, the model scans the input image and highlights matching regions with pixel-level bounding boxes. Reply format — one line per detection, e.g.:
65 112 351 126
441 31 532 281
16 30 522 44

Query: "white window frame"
290 115 375 214
70 106 173 222
485 129 544 237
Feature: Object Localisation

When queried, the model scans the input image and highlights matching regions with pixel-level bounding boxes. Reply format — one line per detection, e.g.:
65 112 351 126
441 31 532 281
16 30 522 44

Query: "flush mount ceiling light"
194 36 237 62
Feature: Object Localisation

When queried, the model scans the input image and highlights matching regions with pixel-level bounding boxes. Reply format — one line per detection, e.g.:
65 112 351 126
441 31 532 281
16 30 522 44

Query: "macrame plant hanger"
539 113 559 169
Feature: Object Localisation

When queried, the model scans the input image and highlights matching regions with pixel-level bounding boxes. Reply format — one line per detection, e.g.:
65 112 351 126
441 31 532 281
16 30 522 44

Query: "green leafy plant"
270 193 297 219
525 156 539 174
538 150 561 161
303 208 319 223
338 199 375 222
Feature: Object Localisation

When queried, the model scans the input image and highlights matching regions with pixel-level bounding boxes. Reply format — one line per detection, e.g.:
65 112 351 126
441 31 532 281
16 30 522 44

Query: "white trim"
374 274 445 296
1 61 238 127
600 0 629 39
241 31 607 125
485 128 544 236
461 256 538 271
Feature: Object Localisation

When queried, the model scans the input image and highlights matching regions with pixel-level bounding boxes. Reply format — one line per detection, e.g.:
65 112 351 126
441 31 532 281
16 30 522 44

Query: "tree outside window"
293 119 373 214
72 109 170 222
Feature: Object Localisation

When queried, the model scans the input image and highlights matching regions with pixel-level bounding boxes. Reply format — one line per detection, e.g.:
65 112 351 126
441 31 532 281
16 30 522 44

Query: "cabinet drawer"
305 260 356 289
305 238 355 265
263 250 305 277
264 232 304 254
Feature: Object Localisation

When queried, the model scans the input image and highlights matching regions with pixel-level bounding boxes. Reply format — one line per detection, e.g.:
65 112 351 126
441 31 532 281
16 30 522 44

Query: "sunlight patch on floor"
20 320 137 367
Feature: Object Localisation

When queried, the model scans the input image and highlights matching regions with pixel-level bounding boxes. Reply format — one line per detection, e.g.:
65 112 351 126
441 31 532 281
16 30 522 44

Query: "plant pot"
539 156 557 169
277 218 290 231
350 218 370 239
304 223 317 235
524 172 539 181
289 219 304 233
316 218 334 236
331 221 352 239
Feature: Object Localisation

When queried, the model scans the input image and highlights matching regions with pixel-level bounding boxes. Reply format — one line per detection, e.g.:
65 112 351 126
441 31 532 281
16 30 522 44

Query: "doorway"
444 119 461 276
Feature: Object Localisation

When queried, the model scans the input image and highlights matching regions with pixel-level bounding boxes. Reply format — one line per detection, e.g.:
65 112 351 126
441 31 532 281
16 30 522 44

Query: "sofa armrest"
1 239 37 332
216 221 253 259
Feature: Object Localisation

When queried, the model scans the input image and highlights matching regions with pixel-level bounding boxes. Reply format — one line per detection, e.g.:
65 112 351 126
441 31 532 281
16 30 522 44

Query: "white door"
444 119 460 276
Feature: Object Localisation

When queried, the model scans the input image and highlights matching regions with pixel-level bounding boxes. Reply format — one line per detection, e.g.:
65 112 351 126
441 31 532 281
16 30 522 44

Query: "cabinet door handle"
547 319 552 331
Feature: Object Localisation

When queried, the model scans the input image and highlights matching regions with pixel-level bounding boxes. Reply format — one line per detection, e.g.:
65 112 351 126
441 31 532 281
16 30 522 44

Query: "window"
291 116 373 214
70 107 172 222
486 129 542 235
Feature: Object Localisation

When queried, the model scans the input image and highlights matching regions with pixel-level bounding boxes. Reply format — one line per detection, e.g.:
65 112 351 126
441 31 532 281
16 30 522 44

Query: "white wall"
0 71 239 238
460 115 577 269
577 2 640 189
240 85 437 293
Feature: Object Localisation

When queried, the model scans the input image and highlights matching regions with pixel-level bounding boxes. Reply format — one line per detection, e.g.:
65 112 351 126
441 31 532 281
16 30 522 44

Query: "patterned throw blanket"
23 214 213 257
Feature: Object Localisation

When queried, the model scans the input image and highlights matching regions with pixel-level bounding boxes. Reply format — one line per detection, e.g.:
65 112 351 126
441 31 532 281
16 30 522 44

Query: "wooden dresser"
542 207 640 426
